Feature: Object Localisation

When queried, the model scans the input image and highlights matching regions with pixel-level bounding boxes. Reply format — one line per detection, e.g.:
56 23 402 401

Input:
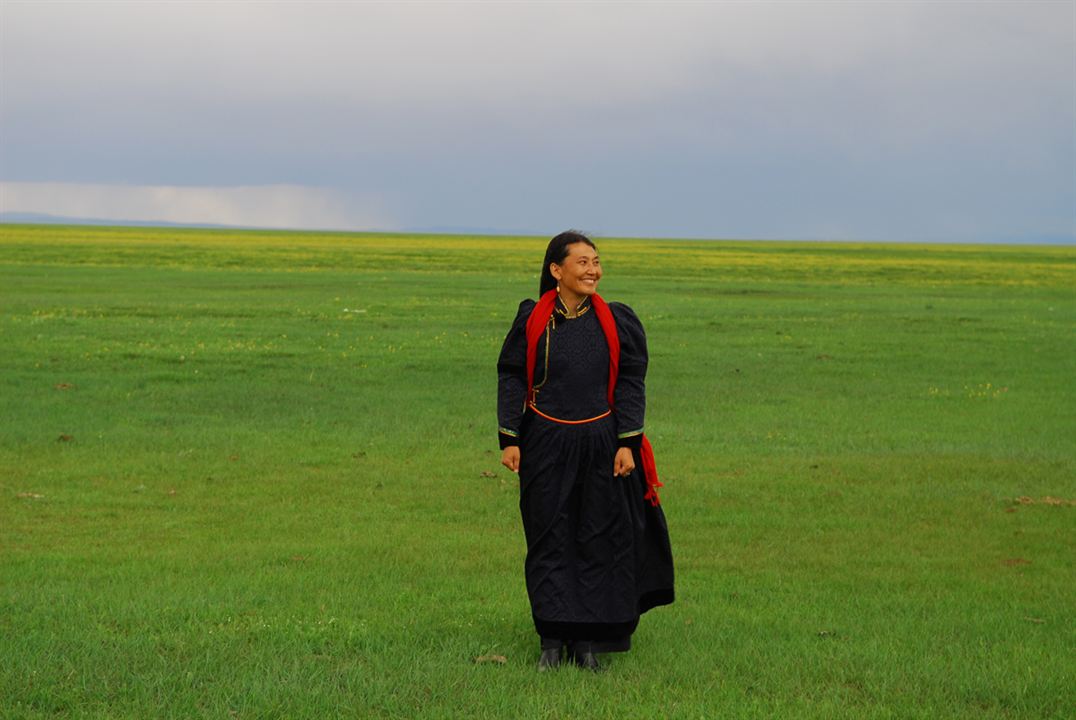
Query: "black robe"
497 296 675 650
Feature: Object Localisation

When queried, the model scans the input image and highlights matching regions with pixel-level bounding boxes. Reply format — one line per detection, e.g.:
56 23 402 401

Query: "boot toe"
537 647 562 670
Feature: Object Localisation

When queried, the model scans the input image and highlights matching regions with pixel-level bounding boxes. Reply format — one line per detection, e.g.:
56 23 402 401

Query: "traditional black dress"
497 296 675 651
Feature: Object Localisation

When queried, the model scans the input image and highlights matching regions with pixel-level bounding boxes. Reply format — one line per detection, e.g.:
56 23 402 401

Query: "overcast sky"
1 0 1073 242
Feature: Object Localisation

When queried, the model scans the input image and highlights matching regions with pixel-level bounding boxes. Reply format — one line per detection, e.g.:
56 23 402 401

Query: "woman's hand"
501 446 520 473
614 447 636 477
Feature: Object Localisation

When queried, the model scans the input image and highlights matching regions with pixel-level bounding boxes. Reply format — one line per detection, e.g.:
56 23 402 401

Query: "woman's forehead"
564 242 598 260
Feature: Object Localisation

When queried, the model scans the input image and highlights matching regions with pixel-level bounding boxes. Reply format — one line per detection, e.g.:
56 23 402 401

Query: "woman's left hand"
614 447 636 477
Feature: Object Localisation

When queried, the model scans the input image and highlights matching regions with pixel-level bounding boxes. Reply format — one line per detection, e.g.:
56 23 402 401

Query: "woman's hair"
539 230 596 296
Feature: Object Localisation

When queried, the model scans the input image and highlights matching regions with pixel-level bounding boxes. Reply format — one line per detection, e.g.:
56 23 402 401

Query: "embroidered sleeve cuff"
616 429 643 449
499 429 520 449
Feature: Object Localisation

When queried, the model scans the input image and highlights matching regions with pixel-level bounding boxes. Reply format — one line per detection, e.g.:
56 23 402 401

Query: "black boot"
537 638 563 671
567 641 603 672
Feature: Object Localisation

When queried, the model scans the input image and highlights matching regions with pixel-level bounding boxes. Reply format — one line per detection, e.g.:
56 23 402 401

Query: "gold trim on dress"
554 295 592 319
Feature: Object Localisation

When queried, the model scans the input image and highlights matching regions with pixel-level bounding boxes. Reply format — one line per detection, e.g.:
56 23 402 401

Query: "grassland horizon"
2 224 1073 718
2 218 1074 246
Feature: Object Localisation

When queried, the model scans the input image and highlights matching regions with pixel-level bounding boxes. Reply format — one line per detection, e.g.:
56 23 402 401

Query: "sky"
1 0 1073 243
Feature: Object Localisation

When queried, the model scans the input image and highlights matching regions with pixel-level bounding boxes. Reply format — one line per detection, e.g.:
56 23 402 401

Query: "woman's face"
551 242 602 298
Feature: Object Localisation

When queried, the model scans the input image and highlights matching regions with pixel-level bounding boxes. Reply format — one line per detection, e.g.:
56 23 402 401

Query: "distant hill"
0 213 546 237
1 212 1070 244
403 225 546 237
0 212 239 229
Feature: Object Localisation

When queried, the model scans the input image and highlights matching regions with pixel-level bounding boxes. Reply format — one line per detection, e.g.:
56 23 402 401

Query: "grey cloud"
0 181 392 230
1 1 1072 241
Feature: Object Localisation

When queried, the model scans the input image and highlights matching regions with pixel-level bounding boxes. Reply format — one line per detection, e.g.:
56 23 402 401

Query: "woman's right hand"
501 446 520 473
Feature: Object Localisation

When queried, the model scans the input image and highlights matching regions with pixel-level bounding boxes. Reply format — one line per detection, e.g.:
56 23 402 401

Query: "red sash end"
640 434 662 506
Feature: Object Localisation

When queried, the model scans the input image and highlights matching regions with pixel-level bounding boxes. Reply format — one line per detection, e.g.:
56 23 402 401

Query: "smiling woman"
546 239 601 308
496 231 675 672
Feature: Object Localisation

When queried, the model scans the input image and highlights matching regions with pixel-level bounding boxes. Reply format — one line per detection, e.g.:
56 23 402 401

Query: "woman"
497 230 675 671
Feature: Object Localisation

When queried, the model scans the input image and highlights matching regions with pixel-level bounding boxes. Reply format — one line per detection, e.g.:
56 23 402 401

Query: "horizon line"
0 214 1073 248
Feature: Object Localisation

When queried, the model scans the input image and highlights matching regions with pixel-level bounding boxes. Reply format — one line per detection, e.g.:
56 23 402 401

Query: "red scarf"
524 289 663 506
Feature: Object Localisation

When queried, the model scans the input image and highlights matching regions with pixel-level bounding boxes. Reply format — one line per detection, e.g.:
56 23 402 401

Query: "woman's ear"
549 262 562 280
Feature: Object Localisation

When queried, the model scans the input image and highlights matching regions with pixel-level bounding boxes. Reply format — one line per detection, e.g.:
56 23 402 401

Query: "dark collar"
554 294 592 319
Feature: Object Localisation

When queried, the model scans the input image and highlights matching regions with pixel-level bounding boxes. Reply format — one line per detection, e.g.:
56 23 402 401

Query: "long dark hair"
539 230 596 296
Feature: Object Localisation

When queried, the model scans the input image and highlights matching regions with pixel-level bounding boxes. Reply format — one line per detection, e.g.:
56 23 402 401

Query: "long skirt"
518 412 675 651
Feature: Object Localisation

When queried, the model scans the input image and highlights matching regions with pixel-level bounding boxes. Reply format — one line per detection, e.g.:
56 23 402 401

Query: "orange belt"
527 403 611 425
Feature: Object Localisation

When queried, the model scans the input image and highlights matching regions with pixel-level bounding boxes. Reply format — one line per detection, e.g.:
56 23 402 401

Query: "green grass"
1 224 1073 719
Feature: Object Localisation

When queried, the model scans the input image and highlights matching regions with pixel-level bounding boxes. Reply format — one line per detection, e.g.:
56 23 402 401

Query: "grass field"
1 224 1073 719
